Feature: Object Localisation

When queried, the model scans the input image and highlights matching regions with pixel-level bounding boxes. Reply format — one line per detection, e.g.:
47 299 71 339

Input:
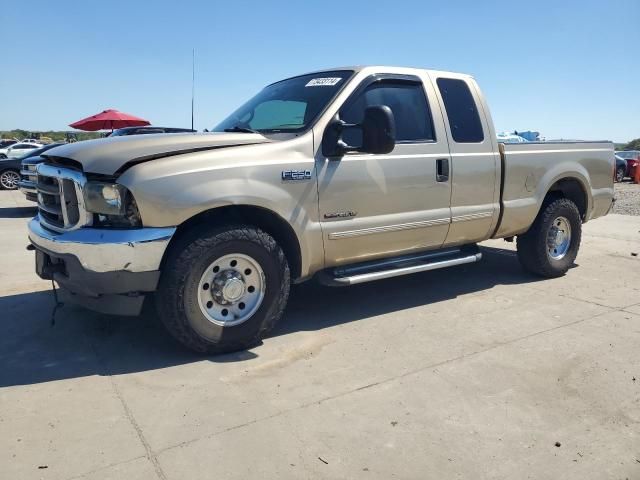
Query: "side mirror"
322 105 396 158
361 105 396 155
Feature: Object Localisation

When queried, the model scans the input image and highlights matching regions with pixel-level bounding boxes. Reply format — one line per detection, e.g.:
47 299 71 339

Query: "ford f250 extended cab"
28 66 615 353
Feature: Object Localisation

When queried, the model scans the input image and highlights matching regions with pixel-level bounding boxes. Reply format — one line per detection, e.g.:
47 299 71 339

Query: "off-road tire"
156 224 290 354
516 198 582 278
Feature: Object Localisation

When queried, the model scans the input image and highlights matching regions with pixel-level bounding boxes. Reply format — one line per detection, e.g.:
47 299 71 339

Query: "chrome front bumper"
28 217 177 316
28 217 176 273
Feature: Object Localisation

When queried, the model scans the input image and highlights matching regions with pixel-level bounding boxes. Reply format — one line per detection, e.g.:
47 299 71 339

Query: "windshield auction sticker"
305 77 342 87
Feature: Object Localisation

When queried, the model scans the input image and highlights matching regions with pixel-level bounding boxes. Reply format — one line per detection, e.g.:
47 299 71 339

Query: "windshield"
213 70 353 133
109 129 131 137
616 151 639 159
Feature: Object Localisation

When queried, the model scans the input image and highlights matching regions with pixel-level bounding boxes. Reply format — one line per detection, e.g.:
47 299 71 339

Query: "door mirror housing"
322 105 396 158
361 105 396 155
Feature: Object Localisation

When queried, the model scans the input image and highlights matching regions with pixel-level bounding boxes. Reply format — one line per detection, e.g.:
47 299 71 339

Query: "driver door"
316 73 452 267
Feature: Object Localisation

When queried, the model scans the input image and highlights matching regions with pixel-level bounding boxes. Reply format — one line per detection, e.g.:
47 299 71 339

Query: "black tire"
616 167 625 183
156 224 290 354
516 198 582 278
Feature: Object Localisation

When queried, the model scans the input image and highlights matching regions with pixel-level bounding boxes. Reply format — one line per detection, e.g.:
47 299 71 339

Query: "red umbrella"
69 109 150 131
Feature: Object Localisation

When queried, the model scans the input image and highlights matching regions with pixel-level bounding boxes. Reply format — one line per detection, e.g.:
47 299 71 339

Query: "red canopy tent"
69 109 150 131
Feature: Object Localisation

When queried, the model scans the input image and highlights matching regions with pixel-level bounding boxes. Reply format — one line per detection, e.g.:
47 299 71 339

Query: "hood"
43 132 271 176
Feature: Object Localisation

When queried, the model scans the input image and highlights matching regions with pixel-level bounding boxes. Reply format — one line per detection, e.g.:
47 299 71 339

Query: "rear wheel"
0 169 20 190
156 224 290 354
516 198 582 278
616 166 625 183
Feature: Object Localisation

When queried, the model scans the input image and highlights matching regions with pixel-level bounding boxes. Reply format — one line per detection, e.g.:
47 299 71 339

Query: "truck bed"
494 141 614 238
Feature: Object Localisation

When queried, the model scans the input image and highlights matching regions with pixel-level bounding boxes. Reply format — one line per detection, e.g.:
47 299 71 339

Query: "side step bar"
318 246 482 286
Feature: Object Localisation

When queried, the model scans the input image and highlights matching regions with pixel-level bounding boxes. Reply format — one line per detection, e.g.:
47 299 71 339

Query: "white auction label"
305 77 342 87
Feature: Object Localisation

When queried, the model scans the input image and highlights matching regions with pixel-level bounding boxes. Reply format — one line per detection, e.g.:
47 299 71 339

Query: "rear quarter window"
436 78 484 143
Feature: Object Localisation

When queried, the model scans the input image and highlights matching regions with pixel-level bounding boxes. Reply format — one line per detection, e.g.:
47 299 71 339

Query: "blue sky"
1 0 638 142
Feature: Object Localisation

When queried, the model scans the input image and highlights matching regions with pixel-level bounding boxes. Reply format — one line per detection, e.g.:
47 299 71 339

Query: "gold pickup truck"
28 66 615 353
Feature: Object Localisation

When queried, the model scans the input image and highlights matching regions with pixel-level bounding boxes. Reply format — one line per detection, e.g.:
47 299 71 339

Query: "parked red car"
615 150 640 179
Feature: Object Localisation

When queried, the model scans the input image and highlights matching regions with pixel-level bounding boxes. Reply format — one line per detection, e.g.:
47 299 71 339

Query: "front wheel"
516 198 582 278
156 225 290 354
616 167 625 183
0 169 20 190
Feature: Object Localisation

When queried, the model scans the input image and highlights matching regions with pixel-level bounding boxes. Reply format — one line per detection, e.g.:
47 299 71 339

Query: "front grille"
36 164 90 232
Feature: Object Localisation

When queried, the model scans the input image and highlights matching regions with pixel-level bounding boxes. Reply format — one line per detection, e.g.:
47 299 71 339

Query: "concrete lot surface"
1 189 639 480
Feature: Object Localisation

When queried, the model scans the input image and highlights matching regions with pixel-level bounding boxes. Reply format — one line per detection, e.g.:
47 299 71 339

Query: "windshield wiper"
223 126 260 134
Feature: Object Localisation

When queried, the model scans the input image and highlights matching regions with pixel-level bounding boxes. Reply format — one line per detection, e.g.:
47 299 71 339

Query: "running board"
318 246 482 286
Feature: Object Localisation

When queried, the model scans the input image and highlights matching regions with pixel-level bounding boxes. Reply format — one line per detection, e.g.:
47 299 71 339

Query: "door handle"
436 158 449 182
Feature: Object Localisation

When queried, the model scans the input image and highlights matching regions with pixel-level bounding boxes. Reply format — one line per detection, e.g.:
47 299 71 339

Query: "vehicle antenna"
191 48 195 131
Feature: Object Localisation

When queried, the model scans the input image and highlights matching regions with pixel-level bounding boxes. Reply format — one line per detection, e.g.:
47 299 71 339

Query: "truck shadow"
0 206 37 218
0 245 542 387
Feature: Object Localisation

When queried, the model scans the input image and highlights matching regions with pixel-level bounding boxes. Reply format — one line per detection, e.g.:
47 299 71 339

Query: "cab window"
436 78 484 143
340 81 435 146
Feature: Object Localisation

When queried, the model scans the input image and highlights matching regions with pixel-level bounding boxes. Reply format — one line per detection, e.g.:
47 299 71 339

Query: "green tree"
1 130 102 142
622 138 640 150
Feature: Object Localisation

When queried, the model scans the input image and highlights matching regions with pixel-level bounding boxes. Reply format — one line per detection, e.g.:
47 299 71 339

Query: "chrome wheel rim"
547 216 571 260
0 171 19 189
197 253 265 327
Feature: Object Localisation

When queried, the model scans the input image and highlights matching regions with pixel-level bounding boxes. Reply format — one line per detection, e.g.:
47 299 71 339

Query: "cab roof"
300 65 474 79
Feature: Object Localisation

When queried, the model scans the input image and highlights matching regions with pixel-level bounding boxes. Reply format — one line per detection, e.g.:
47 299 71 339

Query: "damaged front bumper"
28 217 176 316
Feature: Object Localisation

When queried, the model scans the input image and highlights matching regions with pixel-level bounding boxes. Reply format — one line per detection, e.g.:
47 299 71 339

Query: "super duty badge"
281 170 312 181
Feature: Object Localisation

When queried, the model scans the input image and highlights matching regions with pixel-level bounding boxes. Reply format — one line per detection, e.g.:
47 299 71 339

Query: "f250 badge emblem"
281 170 311 181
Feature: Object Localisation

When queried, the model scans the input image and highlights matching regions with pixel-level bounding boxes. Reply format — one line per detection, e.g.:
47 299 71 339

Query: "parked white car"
0 142 43 159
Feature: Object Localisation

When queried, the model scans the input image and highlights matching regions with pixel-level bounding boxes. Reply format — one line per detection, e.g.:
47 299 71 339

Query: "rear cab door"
428 72 501 246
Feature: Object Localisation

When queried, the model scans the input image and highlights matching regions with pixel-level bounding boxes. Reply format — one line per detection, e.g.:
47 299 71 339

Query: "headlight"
84 182 142 227
84 182 126 215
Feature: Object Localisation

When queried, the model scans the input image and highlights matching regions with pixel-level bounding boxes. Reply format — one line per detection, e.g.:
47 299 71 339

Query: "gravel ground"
613 181 640 216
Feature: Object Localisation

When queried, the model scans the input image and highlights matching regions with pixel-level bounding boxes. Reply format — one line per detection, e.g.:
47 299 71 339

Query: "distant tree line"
0 129 103 142
622 138 640 151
